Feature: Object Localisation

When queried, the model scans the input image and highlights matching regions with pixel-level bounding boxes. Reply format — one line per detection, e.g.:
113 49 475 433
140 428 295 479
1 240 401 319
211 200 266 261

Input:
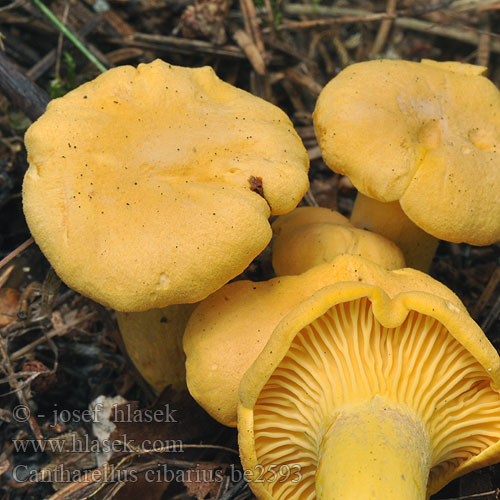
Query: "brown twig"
45 462 115 500
8 312 98 361
280 78 306 112
478 2 500 12
0 53 49 120
238 0 267 74
232 29 266 75
116 34 246 59
285 67 323 97
370 0 397 57
332 36 350 68
473 267 500 318
282 4 500 54
278 12 397 31
439 488 500 500
55 0 71 81
482 292 500 333
263 0 275 38
304 189 319 207
307 146 322 161
240 0 265 55
0 265 14 288
0 237 34 272
0 336 44 442
477 11 491 67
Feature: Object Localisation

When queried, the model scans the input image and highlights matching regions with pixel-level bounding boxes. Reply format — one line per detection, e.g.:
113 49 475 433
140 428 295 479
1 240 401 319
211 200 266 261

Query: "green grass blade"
32 0 107 74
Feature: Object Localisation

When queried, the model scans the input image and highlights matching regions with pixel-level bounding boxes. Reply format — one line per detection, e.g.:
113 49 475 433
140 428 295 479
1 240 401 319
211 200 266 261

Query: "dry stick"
393 15 500 48
239 0 252 40
0 336 44 442
241 0 265 55
482 292 500 333
101 481 126 500
281 78 306 112
477 11 491 66
121 442 239 455
282 4 500 53
263 0 275 37
278 12 397 30
478 2 500 11
473 267 500 318
26 50 59 82
332 36 350 67
370 0 397 57
47 447 237 500
304 189 319 207
285 67 323 97
55 0 71 81
283 2 453 19
440 488 500 500
9 312 98 361
47 458 233 500
0 53 49 120
0 0 27 11
307 145 322 161
232 29 266 75
267 37 316 67
0 265 14 288
123 33 246 59
0 237 34 272
449 0 500 11
238 0 267 75
45 462 115 500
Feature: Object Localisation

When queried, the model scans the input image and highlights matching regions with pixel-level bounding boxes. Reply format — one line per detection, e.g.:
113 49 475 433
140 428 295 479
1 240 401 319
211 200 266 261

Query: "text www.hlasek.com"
13 435 184 454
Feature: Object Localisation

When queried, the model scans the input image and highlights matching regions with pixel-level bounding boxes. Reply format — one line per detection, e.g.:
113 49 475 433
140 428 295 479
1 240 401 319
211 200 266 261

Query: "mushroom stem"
316 397 432 500
351 193 439 271
116 304 196 393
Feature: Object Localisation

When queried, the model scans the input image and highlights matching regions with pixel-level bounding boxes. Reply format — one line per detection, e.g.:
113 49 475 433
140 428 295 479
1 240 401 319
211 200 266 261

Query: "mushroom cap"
184 254 463 427
238 279 500 499
272 206 405 275
313 59 500 245
23 60 309 311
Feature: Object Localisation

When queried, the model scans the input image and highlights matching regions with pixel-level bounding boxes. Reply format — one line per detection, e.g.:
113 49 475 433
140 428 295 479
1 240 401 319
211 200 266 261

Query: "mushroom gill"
250 297 500 500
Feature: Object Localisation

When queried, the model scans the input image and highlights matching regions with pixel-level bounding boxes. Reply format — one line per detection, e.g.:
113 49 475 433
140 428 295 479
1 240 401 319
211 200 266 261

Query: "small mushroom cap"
238 279 500 499
23 60 309 311
272 206 405 275
314 59 500 245
184 254 463 427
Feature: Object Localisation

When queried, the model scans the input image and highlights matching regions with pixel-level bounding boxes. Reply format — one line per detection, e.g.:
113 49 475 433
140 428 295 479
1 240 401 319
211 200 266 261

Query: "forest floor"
0 0 500 498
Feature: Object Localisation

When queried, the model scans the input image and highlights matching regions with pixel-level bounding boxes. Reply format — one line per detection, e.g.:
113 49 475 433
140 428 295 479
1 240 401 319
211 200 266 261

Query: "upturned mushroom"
23 60 309 390
184 254 500 498
184 254 461 427
313 59 500 270
238 279 500 499
272 206 405 275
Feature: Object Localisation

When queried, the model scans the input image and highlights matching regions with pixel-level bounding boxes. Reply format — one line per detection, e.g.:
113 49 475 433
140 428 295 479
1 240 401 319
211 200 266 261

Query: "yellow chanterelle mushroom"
23 59 309 390
239 273 500 500
272 206 405 275
23 59 309 311
314 59 500 270
185 254 500 499
184 254 464 427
